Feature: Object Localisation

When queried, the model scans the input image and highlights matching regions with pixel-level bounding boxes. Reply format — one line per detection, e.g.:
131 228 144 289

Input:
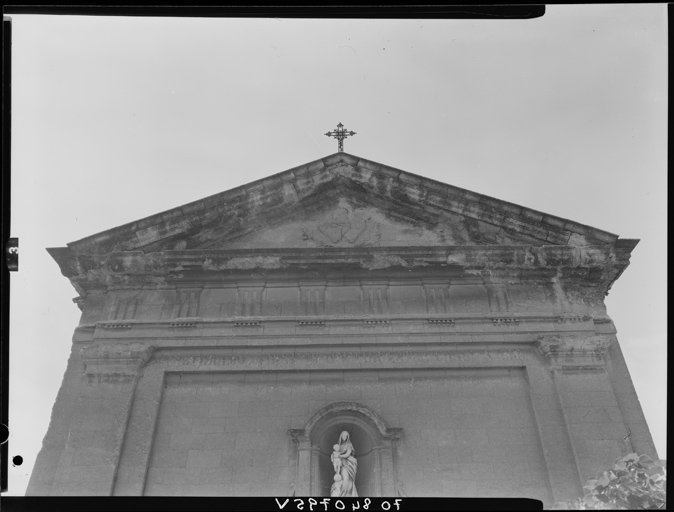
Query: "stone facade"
27 153 655 506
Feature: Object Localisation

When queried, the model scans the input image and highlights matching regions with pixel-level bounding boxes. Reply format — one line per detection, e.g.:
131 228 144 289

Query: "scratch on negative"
339 45 358 56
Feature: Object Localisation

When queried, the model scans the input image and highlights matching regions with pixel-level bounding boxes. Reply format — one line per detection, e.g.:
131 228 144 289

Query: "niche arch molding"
289 401 403 497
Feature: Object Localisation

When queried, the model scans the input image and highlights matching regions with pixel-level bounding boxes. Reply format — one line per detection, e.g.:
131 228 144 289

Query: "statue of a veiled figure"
330 431 358 497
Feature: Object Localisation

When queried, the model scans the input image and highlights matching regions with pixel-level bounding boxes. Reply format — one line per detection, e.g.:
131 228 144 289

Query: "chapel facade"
27 152 655 505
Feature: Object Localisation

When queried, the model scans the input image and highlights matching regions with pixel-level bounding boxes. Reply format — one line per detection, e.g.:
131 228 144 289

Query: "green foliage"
552 453 666 510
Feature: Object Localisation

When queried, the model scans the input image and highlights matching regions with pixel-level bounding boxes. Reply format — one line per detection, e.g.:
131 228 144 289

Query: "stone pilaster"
378 430 402 496
112 362 165 495
289 429 312 496
526 364 584 503
605 339 658 459
536 334 633 484
47 342 153 495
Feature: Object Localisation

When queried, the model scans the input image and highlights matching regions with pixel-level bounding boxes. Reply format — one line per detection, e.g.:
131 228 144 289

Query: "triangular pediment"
47 152 641 300
195 193 550 250
60 152 622 257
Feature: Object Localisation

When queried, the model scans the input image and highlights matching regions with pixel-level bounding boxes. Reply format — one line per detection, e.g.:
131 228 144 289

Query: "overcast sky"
7 6 667 496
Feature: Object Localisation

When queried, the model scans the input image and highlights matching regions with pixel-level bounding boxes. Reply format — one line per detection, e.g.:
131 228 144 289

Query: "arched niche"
289 402 402 497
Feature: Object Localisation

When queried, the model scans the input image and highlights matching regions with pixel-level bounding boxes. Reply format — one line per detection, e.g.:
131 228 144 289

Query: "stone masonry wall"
144 368 551 503
34 152 644 503
27 271 654 503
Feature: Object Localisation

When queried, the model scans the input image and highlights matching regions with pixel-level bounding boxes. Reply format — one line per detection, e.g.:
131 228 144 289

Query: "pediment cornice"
48 153 639 297
48 243 635 297
60 153 623 255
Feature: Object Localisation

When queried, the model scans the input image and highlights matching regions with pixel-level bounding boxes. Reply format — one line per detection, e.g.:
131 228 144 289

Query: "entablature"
72 313 616 344
52 243 632 298
76 334 616 383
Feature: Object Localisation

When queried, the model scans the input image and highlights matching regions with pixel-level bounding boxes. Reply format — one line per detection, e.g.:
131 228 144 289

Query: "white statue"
330 473 343 497
330 431 357 497
331 444 343 474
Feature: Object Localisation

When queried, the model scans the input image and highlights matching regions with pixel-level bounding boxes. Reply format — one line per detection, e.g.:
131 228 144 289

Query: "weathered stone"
29 152 652 506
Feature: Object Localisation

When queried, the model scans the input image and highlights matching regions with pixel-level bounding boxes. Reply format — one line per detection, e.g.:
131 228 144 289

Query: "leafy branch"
553 453 666 510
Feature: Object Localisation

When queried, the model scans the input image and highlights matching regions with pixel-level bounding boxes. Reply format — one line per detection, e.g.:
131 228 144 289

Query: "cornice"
50 243 632 297
72 313 614 344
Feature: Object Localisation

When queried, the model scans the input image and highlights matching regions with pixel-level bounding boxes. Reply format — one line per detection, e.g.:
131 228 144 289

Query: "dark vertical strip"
186 291 194 317
0 16 12 493
255 288 261 316
130 298 138 320
193 290 200 318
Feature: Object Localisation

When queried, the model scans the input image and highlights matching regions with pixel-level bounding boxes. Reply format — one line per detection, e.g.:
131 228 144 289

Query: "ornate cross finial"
325 123 356 152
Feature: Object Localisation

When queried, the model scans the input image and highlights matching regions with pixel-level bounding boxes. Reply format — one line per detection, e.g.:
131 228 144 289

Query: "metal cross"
325 123 356 152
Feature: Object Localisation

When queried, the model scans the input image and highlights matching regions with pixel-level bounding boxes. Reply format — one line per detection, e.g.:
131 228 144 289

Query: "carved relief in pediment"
301 207 382 248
